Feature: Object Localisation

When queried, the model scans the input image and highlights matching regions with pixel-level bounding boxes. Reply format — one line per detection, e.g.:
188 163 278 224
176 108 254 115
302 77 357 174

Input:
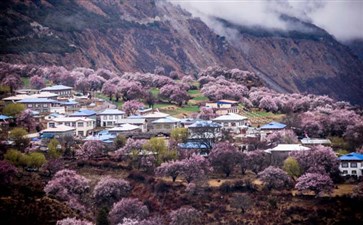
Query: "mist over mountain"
0 0 362 104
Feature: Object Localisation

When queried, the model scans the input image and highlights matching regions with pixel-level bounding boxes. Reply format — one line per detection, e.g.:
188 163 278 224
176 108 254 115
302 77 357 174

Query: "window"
107 121 113 126
231 122 236 127
72 122 76 127
109 115 113 120
115 115 119 119
342 170 348 174
164 124 171 129
155 125 161 129
224 122 229 126
352 170 357 175
35 104 40 108
65 122 70 126
350 162 357 168
43 104 48 107
77 122 84 127
78 131 84 136
49 123 55 128
341 162 348 168
103 116 107 120
28 104 33 108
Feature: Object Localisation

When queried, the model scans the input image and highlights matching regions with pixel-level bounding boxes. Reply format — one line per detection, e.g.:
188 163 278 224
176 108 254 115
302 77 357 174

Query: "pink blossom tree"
76 140 105 160
102 81 118 101
344 121 363 150
295 173 334 196
95 68 116 80
169 206 202 225
17 109 36 132
122 100 144 116
290 145 339 176
181 154 211 183
259 96 278 112
0 160 18 185
1 74 22 93
246 150 270 174
119 80 146 101
56 218 94 225
258 166 292 190
155 160 184 182
198 107 217 120
108 198 149 225
266 129 298 147
93 176 131 205
87 74 106 91
208 142 239 177
159 84 190 106
114 138 147 160
30 75 46 89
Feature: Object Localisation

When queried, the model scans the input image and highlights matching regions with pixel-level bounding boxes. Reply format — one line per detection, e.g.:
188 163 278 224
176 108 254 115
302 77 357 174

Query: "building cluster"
1 85 361 178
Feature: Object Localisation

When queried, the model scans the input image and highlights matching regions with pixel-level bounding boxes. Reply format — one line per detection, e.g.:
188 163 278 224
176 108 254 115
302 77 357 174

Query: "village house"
3 92 58 104
98 109 126 127
180 118 204 128
265 144 310 165
40 85 73 97
151 116 180 135
205 99 239 115
260 121 287 131
212 113 248 133
40 125 76 139
141 111 170 131
300 138 332 146
69 109 97 120
116 117 147 132
107 123 142 136
17 98 59 113
339 153 363 177
47 117 95 137
58 101 80 113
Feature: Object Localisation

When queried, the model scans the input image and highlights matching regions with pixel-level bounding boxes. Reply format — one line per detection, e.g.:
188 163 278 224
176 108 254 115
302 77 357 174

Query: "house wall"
339 161 363 177
25 103 52 113
152 123 178 134
47 120 95 137
100 114 126 127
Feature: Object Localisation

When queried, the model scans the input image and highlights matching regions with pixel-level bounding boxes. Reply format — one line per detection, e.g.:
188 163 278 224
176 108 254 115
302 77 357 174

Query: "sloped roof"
260 121 286 130
301 138 331 145
117 118 146 124
0 115 10 120
212 113 247 121
142 112 169 119
98 109 125 115
189 120 222 128
267 144 310 152
41 85 72 91
108 123 140 132
70 109 96 117
178 141 209 149
217 99 239 104
152 116 180 124
339 153 363 161
17 98 58 103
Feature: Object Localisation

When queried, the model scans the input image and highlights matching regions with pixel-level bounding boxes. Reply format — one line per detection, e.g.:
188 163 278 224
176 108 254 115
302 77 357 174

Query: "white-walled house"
98 109 126 127
47 117 95 137
40 85 73 97
212 113 248 133
339 153 363 177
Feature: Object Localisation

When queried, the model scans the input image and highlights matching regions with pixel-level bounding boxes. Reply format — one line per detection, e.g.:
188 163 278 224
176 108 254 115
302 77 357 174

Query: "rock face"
0 0 362 104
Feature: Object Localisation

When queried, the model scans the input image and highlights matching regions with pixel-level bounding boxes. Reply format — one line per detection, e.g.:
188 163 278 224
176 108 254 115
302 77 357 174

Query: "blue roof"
17 98 58 103
40 133 55 139
70 109 96 117
339 153 363 161
41 85 72 91
178 141 209 149
0 115 10 120
188 121 221 128
260 121 286 130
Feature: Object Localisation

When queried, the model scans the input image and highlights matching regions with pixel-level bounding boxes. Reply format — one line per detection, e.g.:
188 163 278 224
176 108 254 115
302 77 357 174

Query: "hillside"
0 0 362 104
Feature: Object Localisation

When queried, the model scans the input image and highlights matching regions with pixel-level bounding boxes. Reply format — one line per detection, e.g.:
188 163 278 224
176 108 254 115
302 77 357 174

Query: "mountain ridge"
0 0 362 104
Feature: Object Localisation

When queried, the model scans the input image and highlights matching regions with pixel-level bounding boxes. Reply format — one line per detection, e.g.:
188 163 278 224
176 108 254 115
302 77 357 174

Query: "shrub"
108 198 149 225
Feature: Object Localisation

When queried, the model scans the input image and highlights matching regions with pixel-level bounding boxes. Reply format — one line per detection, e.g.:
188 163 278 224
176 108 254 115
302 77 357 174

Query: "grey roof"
152 116 180 124
98 109 125 115
17 98 58 103
212 113 247 121
41 85 73 91
117 118 146 124
189 121 222 128
300 138 331 145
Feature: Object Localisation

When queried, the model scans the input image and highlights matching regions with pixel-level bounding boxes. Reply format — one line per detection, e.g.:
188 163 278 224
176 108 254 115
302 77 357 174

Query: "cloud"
169 0 363 42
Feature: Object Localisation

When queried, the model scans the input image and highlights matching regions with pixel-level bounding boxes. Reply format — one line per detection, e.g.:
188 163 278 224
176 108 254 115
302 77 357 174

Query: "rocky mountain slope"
0 0 362 105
